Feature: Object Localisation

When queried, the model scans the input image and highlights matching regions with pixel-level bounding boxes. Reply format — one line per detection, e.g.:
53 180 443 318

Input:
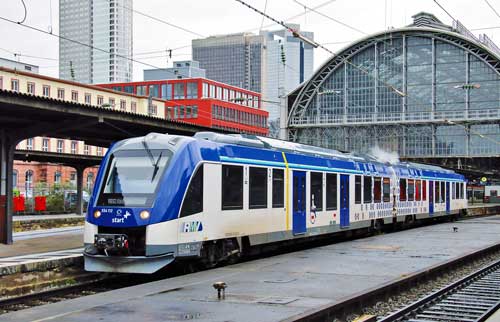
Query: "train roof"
193 132 458 177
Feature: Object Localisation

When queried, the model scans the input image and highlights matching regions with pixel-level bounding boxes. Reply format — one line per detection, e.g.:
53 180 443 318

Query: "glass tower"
59 0 133 84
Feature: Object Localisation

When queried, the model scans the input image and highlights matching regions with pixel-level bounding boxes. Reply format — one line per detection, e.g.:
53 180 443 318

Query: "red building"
97 78 269 136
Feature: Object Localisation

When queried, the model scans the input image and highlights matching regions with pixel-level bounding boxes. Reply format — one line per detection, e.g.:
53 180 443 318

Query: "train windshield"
97 149 172 207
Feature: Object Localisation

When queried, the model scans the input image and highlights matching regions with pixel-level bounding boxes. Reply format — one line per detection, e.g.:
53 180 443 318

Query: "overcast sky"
1 0 500 81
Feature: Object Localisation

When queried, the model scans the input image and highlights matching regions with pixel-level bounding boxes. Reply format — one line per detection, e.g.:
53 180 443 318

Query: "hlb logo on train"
182 221 203 233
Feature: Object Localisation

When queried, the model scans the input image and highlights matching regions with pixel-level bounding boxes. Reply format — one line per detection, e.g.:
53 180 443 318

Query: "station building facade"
98 78 269 135
286 13 500 173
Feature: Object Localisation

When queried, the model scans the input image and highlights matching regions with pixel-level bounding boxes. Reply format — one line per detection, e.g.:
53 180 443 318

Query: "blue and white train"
84 132 467 273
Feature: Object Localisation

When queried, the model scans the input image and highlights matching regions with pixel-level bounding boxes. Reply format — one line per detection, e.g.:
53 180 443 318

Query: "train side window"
221 165 243 210
455 182 460 200
452 183 456 200
272 169 284 208
354 175 362 204
408 179 415 201
326 173 337 210
400 179 407 201
440 181 445 203
422 180 427 201
435 181 440 203
415 180 421 201
180 165 204 217
382 178 390 202
462 183 465 199
363 176 372 203
249 167 268 209
374 177 382 203
311 172 323 211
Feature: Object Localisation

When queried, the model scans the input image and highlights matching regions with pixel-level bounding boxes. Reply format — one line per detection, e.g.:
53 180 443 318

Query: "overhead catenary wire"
17 0 27 24
292 0 367 35
484 0 500 21
433 0 456 22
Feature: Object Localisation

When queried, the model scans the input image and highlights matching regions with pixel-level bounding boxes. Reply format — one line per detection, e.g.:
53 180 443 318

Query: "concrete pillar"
75 166 85 215
0 132 14 244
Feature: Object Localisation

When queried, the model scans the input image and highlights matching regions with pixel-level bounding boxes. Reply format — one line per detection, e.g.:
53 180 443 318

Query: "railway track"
380 259 500 322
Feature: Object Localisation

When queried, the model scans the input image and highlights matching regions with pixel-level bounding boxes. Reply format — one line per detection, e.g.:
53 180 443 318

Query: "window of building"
422 180 427 201
202 82 208 98
416 180 421 201
71 141 78 154
131 101 137 113
249 167 268 209
216 86 222 99
70 172 76 185
180 165 204 217
57 88 65 99
26 82 35 94
272 169 284 208
57 140 64 153
354 175 362 204
25 170 33 190
97 95 104 105
408 179 415 201
207 84 214 98
124 86 134 94
187 82 198 98
97 147 103 156
84 145 90 155
149 104 157 116
185 105 191 118
85 93 91 104
374 177 382 203
86 172 94 190
12 170 17 188
383 178 390 202
326 173 337 210
400 179 407 201
109 98 115 108
11 79 19 92
120 100 126 111
42 138 49 152
192 105 198 118
43 85 50 97
221 165 243 210
136 85 146 96
174 83 185 99
71 90 78 102
223 88 229 101
311 172 323 210
26 138 33 150
54 171 62 184
149 84 159 98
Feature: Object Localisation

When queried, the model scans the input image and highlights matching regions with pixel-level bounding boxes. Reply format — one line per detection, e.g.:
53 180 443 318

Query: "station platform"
4 215 500 322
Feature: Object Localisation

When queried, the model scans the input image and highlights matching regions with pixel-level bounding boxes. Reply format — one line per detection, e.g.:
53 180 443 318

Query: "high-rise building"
192 24 314 136
59 0 133 84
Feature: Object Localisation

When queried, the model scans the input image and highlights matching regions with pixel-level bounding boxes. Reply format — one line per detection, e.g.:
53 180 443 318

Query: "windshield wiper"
142 138 163 182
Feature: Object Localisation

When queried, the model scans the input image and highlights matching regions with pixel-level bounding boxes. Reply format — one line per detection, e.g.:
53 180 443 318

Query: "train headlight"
93 210 101 219
140 210 150 220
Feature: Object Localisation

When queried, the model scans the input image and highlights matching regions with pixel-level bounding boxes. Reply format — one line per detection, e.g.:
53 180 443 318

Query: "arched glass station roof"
286 13 500 160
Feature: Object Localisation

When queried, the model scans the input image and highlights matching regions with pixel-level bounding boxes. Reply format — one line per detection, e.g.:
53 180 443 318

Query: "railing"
290 108 500 126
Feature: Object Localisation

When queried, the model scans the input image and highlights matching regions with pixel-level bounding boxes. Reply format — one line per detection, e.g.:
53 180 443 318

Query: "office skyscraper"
59 0 133 84
192 24 314 136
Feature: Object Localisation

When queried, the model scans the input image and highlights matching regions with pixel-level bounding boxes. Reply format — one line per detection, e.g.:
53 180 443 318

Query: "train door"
446 182 450 213
340 174 350 228
429 181 434 215
292 170 306 235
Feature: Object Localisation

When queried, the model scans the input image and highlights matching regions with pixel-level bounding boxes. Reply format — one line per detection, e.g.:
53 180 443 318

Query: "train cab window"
415 180 421 201
326 173 337 210
435 181 440 203
383 178 390 202
354 175 362 205
311 172 323 211
249 167 268 209
440 181 445 203
272 169 284 208
363 176 372 203
180 166 204 217
221 165 243 210
400 179 407 201
374 177 382 203
422 180 427 201
408 179 415 201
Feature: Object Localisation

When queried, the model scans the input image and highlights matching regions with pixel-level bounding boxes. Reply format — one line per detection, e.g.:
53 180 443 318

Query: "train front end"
84 133 184 274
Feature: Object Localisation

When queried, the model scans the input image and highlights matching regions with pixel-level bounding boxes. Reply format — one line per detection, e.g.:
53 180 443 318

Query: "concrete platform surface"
4 216 500 322
0 232 83 258
13 226 83 241
13 213 85 221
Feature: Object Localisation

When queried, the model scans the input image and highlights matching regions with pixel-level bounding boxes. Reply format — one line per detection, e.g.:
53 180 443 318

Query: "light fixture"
93 210 101 218
140 210 150 220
